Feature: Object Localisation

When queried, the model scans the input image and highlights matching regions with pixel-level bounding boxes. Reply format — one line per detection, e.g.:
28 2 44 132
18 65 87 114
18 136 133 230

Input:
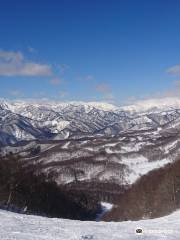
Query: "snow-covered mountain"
0 99 121 144
1 98 180 188
1 97 180 145
1 98 180 222
121 97 180 112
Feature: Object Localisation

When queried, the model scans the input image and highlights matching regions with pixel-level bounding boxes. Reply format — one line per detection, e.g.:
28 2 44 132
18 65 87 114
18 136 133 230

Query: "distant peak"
121 97 180 112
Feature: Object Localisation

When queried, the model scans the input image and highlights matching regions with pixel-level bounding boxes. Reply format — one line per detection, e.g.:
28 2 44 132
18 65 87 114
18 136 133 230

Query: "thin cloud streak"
167 65 180 75
8 90 24 97
95 83 111 93
49 78 63 85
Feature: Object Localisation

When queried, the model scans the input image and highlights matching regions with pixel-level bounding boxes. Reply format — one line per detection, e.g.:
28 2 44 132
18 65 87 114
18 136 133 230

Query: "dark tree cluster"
0 153 100 220
103 158 180 221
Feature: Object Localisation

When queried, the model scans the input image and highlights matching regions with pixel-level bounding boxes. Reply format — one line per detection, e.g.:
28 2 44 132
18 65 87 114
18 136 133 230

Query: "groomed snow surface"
0 209 180 240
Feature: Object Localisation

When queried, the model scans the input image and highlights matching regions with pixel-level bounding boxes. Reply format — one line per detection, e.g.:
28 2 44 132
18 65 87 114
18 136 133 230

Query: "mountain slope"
0 208 180 239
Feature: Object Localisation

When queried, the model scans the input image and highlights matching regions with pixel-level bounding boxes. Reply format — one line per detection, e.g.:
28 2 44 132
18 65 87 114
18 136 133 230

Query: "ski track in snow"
0 209 180 240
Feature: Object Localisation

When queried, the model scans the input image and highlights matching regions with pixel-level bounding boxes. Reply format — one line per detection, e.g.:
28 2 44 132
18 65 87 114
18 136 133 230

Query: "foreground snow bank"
0 209 180 240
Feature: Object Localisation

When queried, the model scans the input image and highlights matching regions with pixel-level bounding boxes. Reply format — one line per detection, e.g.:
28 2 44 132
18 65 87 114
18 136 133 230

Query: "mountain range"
1 97 180 220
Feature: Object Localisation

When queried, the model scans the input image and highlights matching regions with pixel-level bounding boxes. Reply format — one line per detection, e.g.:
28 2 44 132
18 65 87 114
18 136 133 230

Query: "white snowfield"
0 209 180 240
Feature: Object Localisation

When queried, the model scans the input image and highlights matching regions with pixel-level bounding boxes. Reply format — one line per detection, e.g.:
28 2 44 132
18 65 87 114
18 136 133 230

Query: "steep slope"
0 108 53 144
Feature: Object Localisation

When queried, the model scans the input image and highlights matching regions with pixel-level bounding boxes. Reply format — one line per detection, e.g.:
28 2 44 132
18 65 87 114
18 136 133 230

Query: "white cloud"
77 75 94 81
167 65 180 75
0 50 52 76
173 79 180 86
0 50 23 62
59 91 68 98
95 83 111 93
49 78 63 85
8 90 24 97
27 46 37 53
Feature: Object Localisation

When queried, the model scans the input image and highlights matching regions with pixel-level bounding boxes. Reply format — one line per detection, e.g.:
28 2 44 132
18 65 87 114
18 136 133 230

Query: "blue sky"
1 0 180 104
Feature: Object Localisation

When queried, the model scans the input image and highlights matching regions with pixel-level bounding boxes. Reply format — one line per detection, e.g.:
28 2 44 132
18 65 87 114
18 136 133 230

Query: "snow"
3 99 118 113
96 202 113 221
105 148 114 154
4 97 180 114
122 156 171 184
121 142 143 152
121 97 180 113
101 202 113 211
162 140 179 154
40 143 59 152
45 120 70 133
0 209 180 239
61 142 70 149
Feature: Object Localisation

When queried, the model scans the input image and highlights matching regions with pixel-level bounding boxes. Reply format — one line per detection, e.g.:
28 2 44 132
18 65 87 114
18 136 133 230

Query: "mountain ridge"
1 97 180 146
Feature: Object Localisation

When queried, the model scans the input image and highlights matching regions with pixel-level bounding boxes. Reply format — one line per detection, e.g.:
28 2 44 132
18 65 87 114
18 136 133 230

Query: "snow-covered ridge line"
0 99 119 112
1 96 180 113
